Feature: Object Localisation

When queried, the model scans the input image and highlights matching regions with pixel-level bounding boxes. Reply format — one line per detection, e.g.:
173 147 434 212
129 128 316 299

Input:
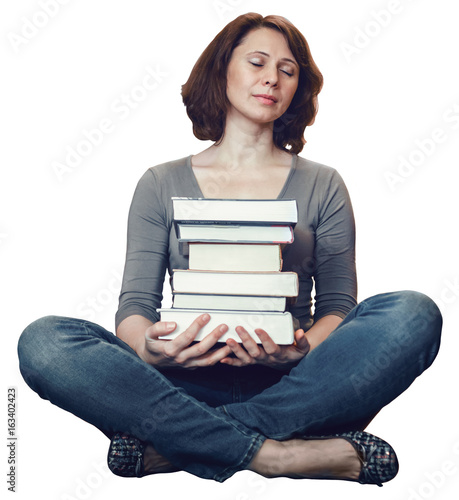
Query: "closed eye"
249 61 294 77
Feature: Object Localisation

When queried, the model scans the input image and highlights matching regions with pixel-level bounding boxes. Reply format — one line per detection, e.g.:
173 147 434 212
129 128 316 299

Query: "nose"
262 64 278 87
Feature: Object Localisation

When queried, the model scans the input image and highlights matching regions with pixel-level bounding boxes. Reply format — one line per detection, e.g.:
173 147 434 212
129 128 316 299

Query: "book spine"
169 196 299 345
174 219 297 227
158 309 294 344
176 225 294 244
172 270 299 297
172 293 287 312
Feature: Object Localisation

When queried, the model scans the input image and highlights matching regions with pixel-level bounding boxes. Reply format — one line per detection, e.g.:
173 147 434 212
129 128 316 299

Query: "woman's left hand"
220 327 310 370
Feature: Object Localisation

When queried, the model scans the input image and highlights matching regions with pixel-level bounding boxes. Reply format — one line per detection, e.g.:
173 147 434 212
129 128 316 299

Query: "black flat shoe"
327 430 399 486
107 433 146 478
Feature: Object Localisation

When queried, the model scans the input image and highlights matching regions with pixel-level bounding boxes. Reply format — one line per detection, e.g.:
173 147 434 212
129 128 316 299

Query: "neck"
207 112 285 170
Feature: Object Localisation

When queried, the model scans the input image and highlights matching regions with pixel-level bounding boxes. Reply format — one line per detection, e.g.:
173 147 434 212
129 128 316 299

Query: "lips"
253 94 278 104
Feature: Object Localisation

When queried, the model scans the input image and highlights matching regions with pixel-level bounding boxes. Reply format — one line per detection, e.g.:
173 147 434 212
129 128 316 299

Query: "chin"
229 106 284 127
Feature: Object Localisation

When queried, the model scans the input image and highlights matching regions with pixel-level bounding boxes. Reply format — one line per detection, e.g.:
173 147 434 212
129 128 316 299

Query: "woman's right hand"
137 313 232 369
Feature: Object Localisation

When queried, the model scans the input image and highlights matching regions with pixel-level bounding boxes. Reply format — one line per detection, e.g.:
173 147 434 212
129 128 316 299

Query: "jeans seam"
177 391 260 440
213 434 266 482
149 379 264 480
81 320 263 476
81 320 140 357
262 339 440 442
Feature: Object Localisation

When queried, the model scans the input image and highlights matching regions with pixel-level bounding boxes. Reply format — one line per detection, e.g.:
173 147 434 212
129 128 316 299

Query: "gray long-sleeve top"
115 154 357 333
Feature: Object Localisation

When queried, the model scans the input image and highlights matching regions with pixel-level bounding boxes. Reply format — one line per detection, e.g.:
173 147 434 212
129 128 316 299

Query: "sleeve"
313 169 357 321
115 169 169 331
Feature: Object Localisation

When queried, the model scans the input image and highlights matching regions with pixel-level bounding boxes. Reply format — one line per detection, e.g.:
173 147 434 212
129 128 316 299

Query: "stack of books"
159 197 299 344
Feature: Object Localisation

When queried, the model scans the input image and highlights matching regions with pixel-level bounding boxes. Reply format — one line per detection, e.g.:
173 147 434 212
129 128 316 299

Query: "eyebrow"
247 50 299 67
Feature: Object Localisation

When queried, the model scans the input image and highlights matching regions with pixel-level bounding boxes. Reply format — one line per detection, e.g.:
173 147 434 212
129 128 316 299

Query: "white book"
176 223 294 244
172 269 299 297
158 308 294 344
172 197 298 225
172 293 287 312
188 243 282 272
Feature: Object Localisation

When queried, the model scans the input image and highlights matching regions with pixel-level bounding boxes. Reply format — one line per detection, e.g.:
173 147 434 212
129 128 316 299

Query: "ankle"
248 439 287 477
248 438 362 480
143 444 179 474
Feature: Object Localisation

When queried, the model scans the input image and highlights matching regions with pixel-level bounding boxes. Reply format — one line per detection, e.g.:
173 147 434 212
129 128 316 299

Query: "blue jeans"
17 291 442 482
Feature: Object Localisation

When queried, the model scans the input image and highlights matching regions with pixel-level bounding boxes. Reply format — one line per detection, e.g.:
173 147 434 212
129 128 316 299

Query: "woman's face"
226 27 299 128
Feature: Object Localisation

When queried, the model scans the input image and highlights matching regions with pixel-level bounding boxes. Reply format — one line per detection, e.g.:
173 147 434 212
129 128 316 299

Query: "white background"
2 1 459 499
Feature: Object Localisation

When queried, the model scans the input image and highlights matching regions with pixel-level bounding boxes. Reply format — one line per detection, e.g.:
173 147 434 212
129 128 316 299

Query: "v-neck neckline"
186 153 297 200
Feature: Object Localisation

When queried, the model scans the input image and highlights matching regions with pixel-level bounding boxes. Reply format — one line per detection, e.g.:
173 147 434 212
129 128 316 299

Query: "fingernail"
166 322 175 330
220 324 228 333
202 314 210 322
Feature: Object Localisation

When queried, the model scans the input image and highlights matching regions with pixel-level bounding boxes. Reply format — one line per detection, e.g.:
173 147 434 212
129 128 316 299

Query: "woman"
18 13 442 486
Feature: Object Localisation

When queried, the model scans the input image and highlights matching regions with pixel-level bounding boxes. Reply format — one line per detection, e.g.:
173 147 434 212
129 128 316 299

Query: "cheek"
225 65 237 91
226 71 244 99
286 82 299 105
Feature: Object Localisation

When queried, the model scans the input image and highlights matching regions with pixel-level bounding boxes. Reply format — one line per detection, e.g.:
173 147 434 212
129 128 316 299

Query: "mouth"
253 94 278 104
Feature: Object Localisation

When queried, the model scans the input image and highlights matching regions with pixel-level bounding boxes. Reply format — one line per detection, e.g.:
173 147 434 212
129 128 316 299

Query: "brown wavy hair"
181 13 324 154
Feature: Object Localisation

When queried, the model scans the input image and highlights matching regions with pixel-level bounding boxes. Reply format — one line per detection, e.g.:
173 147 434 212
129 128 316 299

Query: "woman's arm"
117 314 154 354
221 314 342 370
312 168 357 322
223 166 356 368
303 314 343 351
117 313 233 368
115 168 232 368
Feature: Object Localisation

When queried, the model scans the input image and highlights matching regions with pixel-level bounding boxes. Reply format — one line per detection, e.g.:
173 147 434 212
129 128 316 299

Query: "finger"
146 321 177 340
220 356 245 367
226 337 256 364
235 327 263 359
164 313 211 358
294 329 310 352
145 322 177 351
183 323 229 360
254 328 281 356
198 343 233 366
